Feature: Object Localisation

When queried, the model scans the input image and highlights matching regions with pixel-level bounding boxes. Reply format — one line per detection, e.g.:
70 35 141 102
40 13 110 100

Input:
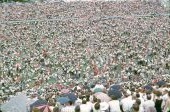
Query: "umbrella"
57 97 70 104
109 84 122 91
94 92 111 102
63 93 77 103
108 89 122 99
143 85 153 91
61 89 70 94
30 99 48 112
1 93 27 112
157 80 166 86
36 105 51 112
93 88 103 93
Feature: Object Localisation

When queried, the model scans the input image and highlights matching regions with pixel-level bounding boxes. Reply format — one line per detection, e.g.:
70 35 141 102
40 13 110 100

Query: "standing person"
163 91 170 112
132 103 140 112
100 102 109 112
162 89 169 109
154 91 163 112
93 102 100 112
143 94 155 112
120 90 134 112
108 95 121 112
80 99 92 112
61 101 75 112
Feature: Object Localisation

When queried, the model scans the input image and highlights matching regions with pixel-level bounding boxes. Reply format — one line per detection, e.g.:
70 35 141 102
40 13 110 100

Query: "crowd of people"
1 77 170 112
0 0 170 112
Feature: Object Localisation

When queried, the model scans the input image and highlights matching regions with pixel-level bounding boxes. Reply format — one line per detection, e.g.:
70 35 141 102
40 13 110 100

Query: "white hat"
100 102 109 111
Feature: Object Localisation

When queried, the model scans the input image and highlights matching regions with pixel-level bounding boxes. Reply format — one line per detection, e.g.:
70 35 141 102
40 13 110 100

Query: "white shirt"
162 93 168 108
80 104 92 112
121 96 135 112
108 100 121 112
75 98 82 105
61 105 75 112
143 100 155 111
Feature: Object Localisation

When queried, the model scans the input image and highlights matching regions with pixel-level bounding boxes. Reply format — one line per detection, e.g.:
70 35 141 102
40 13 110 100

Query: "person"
93 102 100 112
143 94 155 112
154 91 163 112
75 105 80 112
80 99 92 112
145 107 157 112
163 91 170 112
132 103 140 112
162 89 169 109
121 90 134 112
108 95 121 112
100 102 109 112
135 98 144 112
61 101 75 112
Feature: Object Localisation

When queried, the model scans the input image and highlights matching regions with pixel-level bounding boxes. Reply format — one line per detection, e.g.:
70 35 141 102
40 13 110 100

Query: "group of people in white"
28 80 170 112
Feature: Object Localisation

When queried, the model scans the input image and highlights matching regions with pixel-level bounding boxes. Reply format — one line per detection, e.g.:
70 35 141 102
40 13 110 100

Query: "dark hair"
136 99 141 105
156 91 162 97
133 103 139 111
68 101 73 105
147 94 152 100
75 105 80 112
82 99 87 104
93 96 98 103
111 95 117 100
86 94 90 101
136 93 140 98
94 103 100 110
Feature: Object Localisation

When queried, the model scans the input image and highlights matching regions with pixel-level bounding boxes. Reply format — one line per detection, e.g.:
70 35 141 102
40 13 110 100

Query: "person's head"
93 96 98 103
94 102 100 110
86 94 90 101
82 99 87 104
111 95 118 100
132 103 139 112
136 93 140 98
78 95 83 99
135 99 141 105
147 94 152 100
48 98 56 106
75 105 80 112
68 101 73 105
155 91 162 97
146 90 151 95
